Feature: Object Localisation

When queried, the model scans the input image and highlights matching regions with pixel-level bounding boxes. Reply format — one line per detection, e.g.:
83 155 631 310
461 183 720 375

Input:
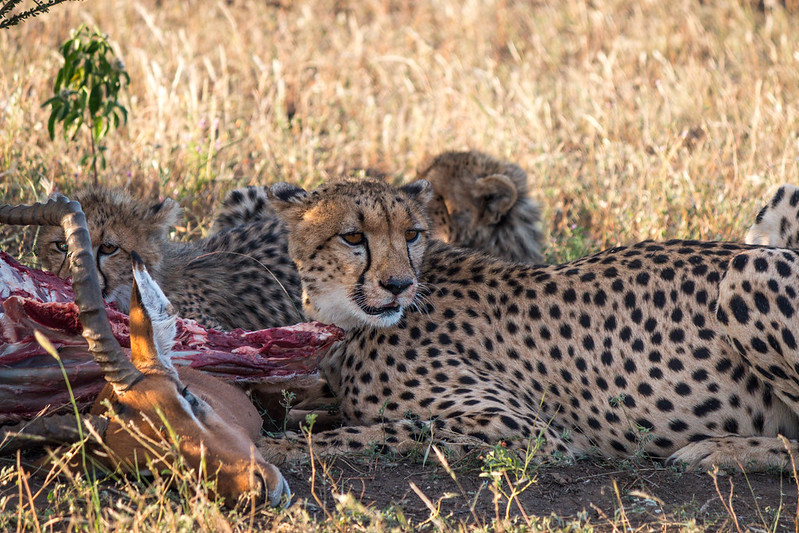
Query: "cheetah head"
416 150 545 263
37 189 180 313
268 178 432 329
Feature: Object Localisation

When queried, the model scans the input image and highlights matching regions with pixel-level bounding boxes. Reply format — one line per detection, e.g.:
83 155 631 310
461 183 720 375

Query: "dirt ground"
1 451 797 530
280 456 798 530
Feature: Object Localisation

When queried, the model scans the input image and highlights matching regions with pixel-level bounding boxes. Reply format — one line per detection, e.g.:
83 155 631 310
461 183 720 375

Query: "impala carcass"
0 196 291 507
0 250 342 424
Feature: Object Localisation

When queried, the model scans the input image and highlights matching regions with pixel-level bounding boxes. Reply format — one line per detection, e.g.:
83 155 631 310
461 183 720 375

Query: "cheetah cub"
211 151 546 263
416 150 546 264
37 188 302 330
251 177 799 474
746 184 799 248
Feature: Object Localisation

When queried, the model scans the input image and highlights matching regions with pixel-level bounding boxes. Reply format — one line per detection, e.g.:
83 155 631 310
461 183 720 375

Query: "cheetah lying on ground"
37 189 302 330
252 177 799 472
212 150 546 263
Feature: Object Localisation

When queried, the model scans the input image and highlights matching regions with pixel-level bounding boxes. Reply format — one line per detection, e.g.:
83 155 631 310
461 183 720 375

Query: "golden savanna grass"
1 0 799 530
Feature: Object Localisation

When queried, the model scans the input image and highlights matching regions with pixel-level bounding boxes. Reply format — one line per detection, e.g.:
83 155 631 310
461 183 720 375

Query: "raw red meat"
0 252 343 424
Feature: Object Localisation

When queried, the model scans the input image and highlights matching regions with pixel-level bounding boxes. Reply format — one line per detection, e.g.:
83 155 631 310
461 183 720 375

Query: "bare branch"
0 0 78 30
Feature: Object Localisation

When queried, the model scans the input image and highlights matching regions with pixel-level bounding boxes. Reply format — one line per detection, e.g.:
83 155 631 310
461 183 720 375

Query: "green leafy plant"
479 438 541 522
42 24 129 183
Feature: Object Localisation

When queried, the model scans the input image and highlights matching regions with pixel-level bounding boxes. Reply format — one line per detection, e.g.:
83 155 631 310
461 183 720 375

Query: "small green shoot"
42 24 129 183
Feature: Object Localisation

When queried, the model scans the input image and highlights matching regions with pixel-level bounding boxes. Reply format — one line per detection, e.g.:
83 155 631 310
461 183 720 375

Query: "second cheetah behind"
36 188 302 330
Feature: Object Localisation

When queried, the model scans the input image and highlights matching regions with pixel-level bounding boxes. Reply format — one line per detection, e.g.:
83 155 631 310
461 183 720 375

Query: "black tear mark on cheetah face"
268 179 433 330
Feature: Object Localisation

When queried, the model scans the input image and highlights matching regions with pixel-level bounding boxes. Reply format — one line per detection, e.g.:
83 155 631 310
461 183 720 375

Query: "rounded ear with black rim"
474 174 518 224
266 183 310 224
145 198 181 240
399 179 433 209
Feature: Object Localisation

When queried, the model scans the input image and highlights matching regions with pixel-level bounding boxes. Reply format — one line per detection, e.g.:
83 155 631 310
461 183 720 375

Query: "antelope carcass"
0 196 291 507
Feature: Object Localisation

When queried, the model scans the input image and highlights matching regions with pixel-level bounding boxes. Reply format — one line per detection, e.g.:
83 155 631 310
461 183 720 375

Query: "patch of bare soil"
281 456 799 530
2 452 797 530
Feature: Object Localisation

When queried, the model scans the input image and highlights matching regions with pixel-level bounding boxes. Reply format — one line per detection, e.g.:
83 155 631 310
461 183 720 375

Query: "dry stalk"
779 435 799 533
709 466 742 533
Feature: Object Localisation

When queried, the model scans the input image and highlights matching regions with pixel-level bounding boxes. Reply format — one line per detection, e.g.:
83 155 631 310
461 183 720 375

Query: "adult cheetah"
253 177 799 472
211 150 546 263
37 188 301 330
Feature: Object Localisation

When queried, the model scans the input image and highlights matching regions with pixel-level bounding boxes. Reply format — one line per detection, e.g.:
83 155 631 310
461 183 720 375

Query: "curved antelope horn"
0 413 109 453
0 195 141 391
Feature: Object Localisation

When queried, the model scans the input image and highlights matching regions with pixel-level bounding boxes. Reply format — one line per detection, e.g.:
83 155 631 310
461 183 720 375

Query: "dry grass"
2 0 798 253
2 0 799 530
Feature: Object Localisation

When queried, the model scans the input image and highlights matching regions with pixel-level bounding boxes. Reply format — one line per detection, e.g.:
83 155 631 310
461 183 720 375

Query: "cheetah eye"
405 230 421 243
341 232 365 246
53 241 68 253
98 243 119 255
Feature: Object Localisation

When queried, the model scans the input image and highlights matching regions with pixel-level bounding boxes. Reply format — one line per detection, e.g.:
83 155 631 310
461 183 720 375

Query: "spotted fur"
37 189 302 330
254 177 799 472
211 185 280 234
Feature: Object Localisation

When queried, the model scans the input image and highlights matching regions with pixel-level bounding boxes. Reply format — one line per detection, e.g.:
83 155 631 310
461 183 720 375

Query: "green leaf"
53 68 64 93
98 55 110 74
41 95 60 108
63 112 83 140
88 84 101 116
59 63 73 90
47 111 58 141
92 117 103 141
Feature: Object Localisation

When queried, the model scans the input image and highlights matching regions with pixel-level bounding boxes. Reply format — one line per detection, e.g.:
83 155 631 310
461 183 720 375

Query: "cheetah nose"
380 277 413 296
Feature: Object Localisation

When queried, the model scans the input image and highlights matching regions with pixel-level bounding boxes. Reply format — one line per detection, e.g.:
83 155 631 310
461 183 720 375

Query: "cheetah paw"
667 436 794 472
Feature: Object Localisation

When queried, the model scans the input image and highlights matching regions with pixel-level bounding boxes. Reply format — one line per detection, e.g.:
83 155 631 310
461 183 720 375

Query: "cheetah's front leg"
257 416 582 465
669 435 799 472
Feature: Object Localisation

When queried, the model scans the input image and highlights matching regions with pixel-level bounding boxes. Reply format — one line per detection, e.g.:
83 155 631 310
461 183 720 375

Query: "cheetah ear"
267 183 310 224
146 198 181 235
399 179 433 209
474 174 517 224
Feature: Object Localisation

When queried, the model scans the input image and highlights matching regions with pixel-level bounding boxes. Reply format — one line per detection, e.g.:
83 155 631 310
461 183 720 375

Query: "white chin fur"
364 310 404 328
306 289 405 330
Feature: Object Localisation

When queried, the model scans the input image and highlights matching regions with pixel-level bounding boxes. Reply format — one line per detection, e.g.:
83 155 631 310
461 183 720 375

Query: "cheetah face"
268 179 433 330
36 189 179 313
413 150 549 264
